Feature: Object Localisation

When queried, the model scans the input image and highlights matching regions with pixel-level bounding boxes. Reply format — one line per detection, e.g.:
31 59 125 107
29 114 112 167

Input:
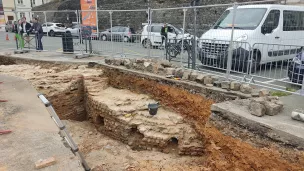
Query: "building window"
18 0 24 4
20 12 25 19
8 16 14 21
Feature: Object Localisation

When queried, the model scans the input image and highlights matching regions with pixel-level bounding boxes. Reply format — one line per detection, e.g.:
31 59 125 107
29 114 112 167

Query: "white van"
141 23 193 48
199 4 304 71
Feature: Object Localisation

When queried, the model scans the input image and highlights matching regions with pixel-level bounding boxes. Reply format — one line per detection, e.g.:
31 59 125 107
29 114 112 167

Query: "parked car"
288 51 304 84
140 23 193 48
100 26 136 42
66 23 81 37
199 4 304 72
42 22 66 37
66 24 99 40
5 21 14 32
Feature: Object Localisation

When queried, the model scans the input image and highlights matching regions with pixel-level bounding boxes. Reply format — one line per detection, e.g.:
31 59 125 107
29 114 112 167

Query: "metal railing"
3 0 304 95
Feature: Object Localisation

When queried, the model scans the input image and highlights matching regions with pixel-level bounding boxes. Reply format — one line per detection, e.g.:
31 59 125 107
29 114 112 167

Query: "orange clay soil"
106 69 304 171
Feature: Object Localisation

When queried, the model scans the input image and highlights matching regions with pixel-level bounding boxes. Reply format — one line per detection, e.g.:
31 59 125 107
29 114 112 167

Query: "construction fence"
2 0 304 95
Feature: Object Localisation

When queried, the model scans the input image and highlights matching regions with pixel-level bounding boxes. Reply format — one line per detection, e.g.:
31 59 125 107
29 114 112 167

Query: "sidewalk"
0 74 83 171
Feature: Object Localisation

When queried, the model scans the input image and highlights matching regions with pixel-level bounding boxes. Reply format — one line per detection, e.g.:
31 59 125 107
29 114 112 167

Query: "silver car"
100 26 136 42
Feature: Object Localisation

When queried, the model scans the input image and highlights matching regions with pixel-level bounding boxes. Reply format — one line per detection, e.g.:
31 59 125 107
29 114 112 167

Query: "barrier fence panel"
95 10 112 56
111 10 148 58
151 8 189 61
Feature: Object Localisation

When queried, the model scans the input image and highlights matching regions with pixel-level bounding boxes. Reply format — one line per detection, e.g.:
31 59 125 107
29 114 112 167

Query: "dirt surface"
105 69 304 171
65 120 207 171
1 63 304 171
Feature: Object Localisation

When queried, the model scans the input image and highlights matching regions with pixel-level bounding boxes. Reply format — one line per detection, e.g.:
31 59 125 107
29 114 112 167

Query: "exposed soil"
0 63 304 171
105 69 304 171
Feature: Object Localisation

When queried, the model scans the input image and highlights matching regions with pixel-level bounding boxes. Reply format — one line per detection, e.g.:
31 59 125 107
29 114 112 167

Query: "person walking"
28 17 43 51
13 20 24 49
161 23 168 47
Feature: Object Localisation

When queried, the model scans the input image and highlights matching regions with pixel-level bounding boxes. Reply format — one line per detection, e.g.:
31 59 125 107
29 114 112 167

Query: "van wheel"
143 39 151 48
101 35 107 41
123 36 129 42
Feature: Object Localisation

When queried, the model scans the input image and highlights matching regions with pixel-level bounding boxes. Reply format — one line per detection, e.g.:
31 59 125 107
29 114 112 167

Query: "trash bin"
62 31 74 53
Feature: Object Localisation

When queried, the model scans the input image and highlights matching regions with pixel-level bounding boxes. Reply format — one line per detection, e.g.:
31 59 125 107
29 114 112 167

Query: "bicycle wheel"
168 46 179 58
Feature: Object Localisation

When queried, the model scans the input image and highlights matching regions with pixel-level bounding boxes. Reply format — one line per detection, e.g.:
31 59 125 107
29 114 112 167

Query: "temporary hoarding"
80 0 97 27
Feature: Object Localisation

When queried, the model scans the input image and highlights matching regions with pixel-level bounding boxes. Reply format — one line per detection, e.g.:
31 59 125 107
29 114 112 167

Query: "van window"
261 10 280 34
151 26 162 33
118 27 126 32
213 8 267 30
111 27 119 32
283 10 304 31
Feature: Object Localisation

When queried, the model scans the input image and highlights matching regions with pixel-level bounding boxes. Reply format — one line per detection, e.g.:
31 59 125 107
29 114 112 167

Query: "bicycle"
165 38 191 61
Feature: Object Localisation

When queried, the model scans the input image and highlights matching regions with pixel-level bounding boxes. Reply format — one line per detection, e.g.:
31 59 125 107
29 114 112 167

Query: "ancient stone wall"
48 76 87 121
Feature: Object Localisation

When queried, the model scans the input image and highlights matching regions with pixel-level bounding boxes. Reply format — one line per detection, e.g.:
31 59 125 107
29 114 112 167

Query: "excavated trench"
0 58 304 170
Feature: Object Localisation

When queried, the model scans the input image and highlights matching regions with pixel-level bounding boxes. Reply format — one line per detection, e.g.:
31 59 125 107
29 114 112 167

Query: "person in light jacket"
28 17 43 51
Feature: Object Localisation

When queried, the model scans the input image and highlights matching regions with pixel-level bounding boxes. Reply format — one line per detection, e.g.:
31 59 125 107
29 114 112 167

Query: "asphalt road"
0 31 165 58
1 31 302 92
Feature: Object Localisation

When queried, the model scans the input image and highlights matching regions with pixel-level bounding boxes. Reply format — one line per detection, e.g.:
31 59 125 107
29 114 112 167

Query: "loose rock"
249 101 266 117
230 81 241 91
240 84 253 94
203 76 213 85
196 74 206 83
182 70 191 80
189 72 198 81
259 88 270 97
265 101 283 116
221 81 230 89
175 68 184 78
165 68 176 75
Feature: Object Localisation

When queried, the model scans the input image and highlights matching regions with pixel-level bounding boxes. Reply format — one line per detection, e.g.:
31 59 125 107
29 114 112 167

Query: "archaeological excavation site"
1 56 304 171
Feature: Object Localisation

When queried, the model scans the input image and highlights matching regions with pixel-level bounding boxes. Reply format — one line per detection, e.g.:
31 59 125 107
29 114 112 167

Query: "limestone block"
249 101 266 117
230 81 241 91
189 72 198 81
175 68 184 78
240 84 253 94
182 70 192 80
195 74 207 83
203 76 213 85
143 62 153 72
165 68 176 76
221 81 230 89
259 88 270 97
291 111 304 122
265 101 283 116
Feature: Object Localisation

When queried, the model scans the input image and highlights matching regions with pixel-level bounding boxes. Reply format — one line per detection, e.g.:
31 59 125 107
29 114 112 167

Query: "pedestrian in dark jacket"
29 17 44 51
161 23 168 46
20 17 31 35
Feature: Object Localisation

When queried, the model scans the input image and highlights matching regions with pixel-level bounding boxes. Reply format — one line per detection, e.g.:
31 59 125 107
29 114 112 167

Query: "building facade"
2 0 15 23
2 0 54 23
